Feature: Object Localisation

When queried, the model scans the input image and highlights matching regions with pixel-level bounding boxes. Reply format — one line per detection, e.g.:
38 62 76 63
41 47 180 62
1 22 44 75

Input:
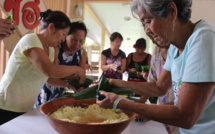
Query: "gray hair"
130 0 192 23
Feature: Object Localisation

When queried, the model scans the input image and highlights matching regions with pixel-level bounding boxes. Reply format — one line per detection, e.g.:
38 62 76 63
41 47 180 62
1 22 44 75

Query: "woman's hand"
67 84 78 93
96 91 119 108
117 67 124 74
0 18 17 40
85 64 91 70
136 71 142 76
75 67 86 84
141 71 149 80
108 64 118 71
68 85 84 94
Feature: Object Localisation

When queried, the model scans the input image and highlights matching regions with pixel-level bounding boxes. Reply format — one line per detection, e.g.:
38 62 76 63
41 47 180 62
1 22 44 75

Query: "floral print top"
147 46 179 134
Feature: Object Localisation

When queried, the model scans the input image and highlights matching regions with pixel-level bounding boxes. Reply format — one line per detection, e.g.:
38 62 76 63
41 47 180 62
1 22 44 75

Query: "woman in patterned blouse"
35 22 87 106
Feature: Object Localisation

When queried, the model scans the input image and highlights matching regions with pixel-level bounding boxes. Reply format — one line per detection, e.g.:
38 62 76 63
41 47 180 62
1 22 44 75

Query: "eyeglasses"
71 38 85 44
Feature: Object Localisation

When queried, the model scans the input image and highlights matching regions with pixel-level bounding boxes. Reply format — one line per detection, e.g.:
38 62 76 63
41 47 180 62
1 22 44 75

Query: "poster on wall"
0 0 46 52
0 0 46 36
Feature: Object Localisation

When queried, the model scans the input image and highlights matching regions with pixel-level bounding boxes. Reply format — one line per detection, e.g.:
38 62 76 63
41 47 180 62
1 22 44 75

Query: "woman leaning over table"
100 32 126 80
97 0 215 134
0 9 85 125
35 21 88 106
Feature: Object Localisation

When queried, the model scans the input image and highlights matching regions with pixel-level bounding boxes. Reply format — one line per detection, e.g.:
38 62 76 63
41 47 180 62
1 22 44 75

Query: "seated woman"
35 22 87 106
100 32 126 80
126 38 151 82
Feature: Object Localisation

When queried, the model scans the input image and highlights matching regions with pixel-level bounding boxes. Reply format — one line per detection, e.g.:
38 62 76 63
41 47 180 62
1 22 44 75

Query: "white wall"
191 0 215 25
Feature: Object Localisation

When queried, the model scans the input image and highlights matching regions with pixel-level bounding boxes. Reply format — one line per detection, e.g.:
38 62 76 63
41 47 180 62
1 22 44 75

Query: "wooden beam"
84 3 110 36
101 28 105 51
84 0 131 3
98 28 106 76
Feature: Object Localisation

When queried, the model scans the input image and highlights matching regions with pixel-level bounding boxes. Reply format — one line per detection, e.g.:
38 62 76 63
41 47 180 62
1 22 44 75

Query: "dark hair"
135 38 146 49
70 21 88 37
39 9 71 31
110 32 123 42
131 0 192 23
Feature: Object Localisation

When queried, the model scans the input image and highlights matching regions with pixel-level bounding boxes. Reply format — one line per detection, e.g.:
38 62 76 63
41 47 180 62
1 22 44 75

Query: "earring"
172 20 175 32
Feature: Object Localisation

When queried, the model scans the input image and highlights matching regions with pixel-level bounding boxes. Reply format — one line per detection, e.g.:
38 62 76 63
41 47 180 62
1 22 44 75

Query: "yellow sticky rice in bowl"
50 104 129 124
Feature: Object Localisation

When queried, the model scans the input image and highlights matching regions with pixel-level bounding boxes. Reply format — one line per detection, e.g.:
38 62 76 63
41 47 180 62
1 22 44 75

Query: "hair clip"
39 12 47 20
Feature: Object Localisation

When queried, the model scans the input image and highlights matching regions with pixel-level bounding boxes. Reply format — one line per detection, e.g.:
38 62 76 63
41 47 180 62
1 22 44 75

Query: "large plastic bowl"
40 98 136 134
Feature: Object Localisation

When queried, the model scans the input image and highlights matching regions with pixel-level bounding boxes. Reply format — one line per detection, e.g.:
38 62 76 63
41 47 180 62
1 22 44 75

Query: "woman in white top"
0 9 85 125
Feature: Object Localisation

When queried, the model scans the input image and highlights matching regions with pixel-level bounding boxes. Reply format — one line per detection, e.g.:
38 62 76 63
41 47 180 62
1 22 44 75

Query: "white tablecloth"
0 108 168 134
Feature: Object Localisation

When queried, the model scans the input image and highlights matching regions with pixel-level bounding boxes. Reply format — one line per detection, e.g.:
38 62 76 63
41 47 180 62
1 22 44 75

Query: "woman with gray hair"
97 0 215 134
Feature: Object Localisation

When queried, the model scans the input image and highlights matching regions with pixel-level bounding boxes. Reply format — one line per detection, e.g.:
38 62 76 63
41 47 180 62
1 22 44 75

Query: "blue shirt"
164 20 215 134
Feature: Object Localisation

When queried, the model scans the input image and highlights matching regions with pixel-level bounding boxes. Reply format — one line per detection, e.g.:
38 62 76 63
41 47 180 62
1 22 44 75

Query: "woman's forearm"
46 78 68 88
101 64 110 71
25 48 85 80
118 100 188 128
115 80 165 97
47 65 83 78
